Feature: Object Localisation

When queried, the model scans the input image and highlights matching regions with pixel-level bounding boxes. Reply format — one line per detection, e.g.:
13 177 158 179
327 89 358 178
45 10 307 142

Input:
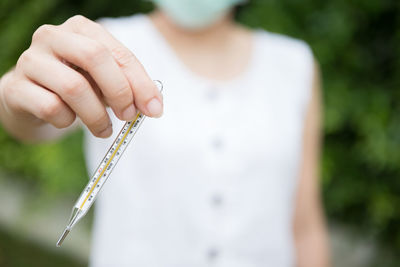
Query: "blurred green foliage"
0 0 399 264
0 228 84 267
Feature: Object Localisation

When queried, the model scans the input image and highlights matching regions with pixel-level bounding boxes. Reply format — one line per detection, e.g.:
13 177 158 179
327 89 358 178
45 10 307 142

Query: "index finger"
62 15 163 118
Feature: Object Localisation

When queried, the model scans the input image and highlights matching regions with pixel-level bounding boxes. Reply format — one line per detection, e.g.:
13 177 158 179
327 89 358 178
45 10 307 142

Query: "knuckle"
39 96 63 119
55 113 76 129
2 84 19 111
111 47 135 67
32 24 54 42
111 84 132 103
90 112 110 132
133 79 157 100
67 15 89 26
83 42 108 67
61 77 87 98
3 79 15 98
65 15 97 34
4 96 19 112
16 50 33 69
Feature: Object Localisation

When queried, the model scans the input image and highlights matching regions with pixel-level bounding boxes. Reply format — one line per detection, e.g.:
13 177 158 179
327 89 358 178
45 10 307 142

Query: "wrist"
0 71 12 123
0 74 8 122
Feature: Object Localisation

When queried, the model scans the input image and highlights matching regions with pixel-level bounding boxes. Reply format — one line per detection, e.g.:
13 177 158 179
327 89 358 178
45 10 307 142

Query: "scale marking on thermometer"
56 81 163 247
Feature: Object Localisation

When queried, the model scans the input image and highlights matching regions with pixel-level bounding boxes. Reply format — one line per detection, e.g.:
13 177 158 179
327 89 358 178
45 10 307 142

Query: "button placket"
204 84 226 266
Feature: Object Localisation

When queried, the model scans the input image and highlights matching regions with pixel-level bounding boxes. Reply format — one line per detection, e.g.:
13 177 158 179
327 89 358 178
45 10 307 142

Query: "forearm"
295 219 331 267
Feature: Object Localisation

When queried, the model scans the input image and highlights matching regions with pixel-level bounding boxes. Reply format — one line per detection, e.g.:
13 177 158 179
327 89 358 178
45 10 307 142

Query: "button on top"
205 88 219 101
207 247 220 261
211 194 223 206
211 137 223 150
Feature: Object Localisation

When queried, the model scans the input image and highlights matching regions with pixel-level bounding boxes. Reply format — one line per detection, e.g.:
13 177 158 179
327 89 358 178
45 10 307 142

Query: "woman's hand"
0 15 163 140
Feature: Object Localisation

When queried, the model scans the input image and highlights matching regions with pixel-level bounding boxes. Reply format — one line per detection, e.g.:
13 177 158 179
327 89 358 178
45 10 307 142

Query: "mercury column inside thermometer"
56 80 163 247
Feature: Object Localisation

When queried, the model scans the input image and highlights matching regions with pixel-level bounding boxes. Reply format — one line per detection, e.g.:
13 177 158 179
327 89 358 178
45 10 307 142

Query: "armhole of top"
254 30 315 113
301 42 316 117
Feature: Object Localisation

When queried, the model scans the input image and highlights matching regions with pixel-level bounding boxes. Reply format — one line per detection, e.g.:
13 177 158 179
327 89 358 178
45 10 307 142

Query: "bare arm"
0 15 163 143
293 61 331 267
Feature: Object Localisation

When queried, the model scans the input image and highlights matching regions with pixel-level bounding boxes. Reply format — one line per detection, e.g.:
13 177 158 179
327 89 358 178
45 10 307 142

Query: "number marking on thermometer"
79 113 140 209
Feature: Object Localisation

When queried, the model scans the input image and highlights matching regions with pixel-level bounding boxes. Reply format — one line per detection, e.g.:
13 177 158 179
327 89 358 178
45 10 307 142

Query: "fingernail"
121 104 136 120
146 98 163 117
98 124 112 138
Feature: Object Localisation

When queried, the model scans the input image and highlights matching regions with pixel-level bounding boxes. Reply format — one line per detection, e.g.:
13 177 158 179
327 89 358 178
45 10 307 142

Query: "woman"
0 0 330 266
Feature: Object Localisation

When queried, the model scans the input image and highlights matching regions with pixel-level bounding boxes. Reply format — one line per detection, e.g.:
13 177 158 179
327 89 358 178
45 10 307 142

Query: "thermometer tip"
56 228 70 247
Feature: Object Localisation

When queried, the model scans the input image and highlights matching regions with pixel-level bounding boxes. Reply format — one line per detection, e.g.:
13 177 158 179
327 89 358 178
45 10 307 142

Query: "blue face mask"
152 0 245 30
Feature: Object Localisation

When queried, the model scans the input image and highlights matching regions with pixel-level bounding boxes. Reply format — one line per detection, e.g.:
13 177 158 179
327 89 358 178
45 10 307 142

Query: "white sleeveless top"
84 14 314 267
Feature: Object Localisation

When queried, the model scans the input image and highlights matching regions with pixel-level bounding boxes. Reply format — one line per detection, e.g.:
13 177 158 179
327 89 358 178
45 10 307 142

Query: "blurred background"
0 0 399 266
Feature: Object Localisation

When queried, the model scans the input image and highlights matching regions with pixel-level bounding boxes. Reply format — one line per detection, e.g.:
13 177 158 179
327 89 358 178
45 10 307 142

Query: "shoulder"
254 29 314 71
254 29 313 58
252 29 316 107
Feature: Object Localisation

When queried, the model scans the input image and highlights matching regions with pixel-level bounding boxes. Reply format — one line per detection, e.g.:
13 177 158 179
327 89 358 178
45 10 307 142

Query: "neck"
147 9 252 81
149 10 237 47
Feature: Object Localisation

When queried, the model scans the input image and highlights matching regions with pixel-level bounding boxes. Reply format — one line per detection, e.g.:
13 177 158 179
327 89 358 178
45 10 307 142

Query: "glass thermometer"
56 80 163 247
